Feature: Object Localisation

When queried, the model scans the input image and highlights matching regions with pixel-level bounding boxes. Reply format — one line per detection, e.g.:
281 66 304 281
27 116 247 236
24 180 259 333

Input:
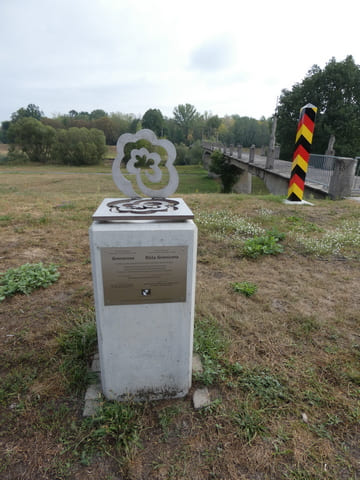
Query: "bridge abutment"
232 170 252 194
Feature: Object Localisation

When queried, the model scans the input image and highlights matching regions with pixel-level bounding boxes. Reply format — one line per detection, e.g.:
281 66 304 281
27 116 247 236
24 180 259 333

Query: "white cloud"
189 36 236 72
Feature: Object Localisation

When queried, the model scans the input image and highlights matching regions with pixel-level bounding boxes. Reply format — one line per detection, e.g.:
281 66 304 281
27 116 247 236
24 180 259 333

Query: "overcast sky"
1 0 359 123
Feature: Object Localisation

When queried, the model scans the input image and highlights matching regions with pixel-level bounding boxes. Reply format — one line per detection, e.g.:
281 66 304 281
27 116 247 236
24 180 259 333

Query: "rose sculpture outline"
112 129 179 198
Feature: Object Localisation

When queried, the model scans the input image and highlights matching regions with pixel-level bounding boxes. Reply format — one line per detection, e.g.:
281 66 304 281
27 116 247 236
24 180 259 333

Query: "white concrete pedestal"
89 220 197 401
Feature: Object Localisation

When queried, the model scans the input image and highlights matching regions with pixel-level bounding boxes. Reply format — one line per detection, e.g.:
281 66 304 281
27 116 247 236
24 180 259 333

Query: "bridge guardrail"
307 154 335 188
202 142 359 196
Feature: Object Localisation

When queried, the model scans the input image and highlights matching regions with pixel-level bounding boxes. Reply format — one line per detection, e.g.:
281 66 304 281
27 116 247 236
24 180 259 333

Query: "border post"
287 103 317 201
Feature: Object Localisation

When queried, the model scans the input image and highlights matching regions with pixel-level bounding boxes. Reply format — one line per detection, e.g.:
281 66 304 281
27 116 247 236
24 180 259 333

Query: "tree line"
0 103 271 166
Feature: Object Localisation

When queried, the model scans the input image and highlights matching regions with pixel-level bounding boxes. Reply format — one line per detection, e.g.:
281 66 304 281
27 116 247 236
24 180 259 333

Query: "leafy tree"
209 150 240 193
174 141 202 166
164 118 184 144
53 128 106 165
0 121 11 143
90 109 108 120
188 140 203 165
174 143 189 165
205 115 221 140
41 117 64 129
8 118 55 163
11 104 43 122
173 104 200 144
277 55 360 159
142 108 164 136
218 116 235 145
92 117 119 145
129 117 142 133
218 115 270 147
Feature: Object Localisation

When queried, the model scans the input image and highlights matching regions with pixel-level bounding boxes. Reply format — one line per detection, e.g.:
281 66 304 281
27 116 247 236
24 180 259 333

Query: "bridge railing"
307 154 335 188
202 142 359 197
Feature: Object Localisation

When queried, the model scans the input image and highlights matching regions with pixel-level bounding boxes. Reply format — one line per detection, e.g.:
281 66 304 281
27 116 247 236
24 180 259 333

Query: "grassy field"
0 164 360 479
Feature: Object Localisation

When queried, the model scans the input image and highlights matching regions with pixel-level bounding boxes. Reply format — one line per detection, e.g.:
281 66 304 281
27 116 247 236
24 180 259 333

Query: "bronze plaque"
101 246 188 305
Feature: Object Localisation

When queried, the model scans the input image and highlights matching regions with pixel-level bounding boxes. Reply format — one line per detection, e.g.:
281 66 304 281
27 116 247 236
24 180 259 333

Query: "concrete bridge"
202 142 360 200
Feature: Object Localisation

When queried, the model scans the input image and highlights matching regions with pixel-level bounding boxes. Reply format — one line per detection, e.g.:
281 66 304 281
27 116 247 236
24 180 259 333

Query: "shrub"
53 127 106 165
209 150 240 193
7 117 55 163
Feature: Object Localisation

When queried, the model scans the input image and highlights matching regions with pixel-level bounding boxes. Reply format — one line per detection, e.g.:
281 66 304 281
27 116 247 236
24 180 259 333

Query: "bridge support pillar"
328 157 356 199
232 170 252 194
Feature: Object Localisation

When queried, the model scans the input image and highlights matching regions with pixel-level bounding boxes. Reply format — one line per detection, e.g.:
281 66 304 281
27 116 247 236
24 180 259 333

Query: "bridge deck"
204 145 360 196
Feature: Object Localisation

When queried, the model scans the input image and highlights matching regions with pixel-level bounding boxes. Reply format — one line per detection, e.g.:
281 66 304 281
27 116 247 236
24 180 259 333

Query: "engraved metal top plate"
92 197 194 221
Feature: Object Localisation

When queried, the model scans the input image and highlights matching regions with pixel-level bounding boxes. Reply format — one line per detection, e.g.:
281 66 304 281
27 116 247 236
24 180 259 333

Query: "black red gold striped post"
287 103 317 201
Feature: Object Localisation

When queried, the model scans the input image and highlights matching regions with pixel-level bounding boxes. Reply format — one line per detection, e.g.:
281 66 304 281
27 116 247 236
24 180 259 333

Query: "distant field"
0 163 221 195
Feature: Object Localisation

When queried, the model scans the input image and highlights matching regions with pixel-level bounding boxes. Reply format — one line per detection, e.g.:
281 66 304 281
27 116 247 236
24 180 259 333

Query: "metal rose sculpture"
112 129 179 198
92 129 193 220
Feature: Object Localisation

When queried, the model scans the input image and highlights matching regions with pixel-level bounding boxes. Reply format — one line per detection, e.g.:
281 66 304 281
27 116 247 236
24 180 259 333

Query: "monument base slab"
89 220 197 401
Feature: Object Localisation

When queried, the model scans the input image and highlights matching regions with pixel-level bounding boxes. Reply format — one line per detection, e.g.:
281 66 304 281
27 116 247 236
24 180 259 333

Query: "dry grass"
0 167 360 479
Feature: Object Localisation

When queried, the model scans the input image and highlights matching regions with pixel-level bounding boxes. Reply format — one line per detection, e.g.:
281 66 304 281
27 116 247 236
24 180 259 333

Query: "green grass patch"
251 176 270 195
83 400 143 458
58 313 98 393
0 366 38 406
158 405 183 439
0 262 60 302
231 401 269 443
240 231 285 258
237 368 289 406
230 281 257 297
193 317 228 385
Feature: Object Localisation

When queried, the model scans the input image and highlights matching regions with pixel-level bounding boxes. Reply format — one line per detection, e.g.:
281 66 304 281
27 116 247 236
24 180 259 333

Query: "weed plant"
241 231 285 258
237 368 289 407
230 281 257 297
0 262 59 301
